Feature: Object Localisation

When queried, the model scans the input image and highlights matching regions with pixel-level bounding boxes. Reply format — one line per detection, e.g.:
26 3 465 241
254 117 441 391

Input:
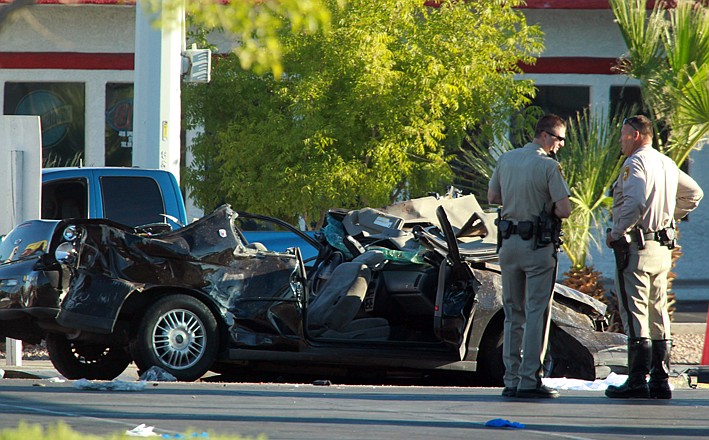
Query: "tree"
610 0 709 166
148 0 338 78
559 109 625 271
184 0 543 226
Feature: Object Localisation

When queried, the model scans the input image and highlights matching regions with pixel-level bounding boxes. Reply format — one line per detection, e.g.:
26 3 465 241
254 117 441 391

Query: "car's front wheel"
46 333 132 380
129 294 219 382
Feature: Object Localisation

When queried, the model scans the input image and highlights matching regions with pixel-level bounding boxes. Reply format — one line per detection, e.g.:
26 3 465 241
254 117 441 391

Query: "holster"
610 236 631 271
494 209 505 252
657 227 677 249
633 227 646 250
535 209 562 250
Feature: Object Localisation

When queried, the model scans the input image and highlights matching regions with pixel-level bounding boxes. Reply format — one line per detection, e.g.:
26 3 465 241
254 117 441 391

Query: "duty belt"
631 229 669 242
631 232 653 242
629 226 676 249
498 220 535 240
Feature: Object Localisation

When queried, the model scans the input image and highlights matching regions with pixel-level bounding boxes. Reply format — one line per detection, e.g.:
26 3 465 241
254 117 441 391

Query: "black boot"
648 339 672 399
606 338 651 399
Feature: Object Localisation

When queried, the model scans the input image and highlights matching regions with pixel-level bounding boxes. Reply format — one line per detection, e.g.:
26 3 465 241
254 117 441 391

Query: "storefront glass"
3 82 85 167
105 83 134 167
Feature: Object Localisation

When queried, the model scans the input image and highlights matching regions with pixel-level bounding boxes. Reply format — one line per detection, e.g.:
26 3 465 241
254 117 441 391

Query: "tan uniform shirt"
489 143 570 221
488 142 570 390
610 145 703 239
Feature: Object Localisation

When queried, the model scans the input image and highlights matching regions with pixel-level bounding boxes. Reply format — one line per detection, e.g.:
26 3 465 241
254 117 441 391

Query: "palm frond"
453 107 543 201
558 108 627 269
612 0 709 167
610 0 666 81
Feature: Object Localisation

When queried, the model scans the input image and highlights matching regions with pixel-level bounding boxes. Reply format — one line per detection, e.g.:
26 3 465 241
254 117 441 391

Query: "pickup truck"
39 167 316 258
41 167 187 230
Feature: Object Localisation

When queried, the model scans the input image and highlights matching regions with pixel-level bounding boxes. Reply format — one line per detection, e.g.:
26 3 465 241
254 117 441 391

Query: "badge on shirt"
622 166 630 181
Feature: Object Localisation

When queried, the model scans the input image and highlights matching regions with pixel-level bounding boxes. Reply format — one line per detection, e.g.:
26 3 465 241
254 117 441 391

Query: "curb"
673 322 707 335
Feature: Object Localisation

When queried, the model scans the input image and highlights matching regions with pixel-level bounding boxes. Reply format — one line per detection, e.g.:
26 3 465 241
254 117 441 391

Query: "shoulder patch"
622 166 630 181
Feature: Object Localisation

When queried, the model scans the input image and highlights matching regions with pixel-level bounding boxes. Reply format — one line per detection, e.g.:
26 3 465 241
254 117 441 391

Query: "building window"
530 86 590 120
3 82 85 167
105 83 134 167
610 85 642 116
507 85 590 145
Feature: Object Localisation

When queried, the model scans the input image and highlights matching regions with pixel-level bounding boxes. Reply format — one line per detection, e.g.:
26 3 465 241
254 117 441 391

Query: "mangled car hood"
57 206 299 333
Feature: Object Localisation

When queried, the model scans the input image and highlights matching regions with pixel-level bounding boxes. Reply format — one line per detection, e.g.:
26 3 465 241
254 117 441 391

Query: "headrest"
342 208 404 237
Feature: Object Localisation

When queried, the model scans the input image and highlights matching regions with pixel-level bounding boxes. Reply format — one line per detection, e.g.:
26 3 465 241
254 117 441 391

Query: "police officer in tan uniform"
488 114 571 399
605 115 703 399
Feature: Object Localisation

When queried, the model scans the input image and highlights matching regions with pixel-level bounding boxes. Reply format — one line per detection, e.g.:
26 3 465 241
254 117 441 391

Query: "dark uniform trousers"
499 234 557 390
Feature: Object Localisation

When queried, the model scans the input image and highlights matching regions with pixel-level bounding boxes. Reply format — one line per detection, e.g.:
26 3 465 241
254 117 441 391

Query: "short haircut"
534 114 566 137
623 115 653 137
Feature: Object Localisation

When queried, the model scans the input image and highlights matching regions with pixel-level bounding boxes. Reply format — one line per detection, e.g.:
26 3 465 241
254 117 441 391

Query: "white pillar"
85 79 106 166
0 115 42 367
132 0 183 182
184 127 204 222
589 82 609 121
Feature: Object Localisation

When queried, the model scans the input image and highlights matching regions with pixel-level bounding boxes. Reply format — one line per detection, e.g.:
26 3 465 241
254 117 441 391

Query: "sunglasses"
544 130 565 142
623 117 641 132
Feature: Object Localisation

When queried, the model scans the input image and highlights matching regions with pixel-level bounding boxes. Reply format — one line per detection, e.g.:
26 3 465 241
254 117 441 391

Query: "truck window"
42 179 88 220
101 176 165 227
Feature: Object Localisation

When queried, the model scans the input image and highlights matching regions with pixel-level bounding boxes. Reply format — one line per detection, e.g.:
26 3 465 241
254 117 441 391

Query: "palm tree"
610 0 709 164
556 110 625 306
558 109 625 271
454 106 544 199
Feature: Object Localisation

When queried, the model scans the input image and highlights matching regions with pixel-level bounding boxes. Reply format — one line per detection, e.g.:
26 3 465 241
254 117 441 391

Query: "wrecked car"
0 194 627 383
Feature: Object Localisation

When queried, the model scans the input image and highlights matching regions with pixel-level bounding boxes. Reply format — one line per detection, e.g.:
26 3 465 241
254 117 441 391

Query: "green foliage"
0 421 264 440
145 0 339 77
453 106 544 199
558 109 626 269
611 0 709 166
185 0 543 225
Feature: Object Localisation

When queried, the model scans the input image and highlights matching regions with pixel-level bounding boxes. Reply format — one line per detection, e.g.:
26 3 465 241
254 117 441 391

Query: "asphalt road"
1 302 706 439
0 376 708 440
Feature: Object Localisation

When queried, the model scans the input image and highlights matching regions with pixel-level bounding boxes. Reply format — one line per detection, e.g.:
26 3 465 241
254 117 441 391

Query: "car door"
433 206 479 359
226 237 307 349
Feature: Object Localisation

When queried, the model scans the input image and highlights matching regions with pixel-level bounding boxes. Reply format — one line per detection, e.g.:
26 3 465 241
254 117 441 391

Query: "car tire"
478 324 558 386
46 333 132 380
129 294 218 382
477 327 504 386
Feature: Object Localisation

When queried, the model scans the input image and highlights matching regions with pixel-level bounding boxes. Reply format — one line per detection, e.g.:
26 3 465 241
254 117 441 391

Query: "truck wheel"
130 295 218 382
46 333 132 380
